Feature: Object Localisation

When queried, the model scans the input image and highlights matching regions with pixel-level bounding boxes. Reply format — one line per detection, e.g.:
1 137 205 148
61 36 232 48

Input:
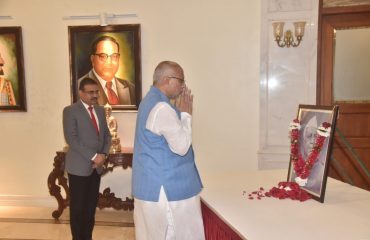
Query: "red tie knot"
88 105 99 135
106 81 113 89
105 81 119 104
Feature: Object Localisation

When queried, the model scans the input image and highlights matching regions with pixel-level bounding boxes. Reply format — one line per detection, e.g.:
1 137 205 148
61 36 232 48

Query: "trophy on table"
104 103 122 153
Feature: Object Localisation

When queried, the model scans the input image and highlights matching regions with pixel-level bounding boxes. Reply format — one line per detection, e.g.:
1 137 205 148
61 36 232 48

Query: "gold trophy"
104 104 122 153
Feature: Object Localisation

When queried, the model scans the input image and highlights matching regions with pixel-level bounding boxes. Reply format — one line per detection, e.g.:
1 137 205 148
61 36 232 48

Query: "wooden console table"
47 148 134 219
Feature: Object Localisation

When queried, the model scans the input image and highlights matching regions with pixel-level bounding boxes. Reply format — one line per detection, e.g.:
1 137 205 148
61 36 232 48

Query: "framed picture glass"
68 24 141 111
287 104 339 202
0 26 26 112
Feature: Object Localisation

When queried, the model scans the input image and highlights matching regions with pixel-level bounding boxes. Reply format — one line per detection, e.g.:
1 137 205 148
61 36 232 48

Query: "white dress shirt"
81 100 99 161
146 102 192 156
92 68 118 96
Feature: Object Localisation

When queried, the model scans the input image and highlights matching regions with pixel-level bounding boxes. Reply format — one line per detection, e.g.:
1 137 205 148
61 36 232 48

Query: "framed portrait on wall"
68 24 141 111
287 104 339 202
0 27 26 112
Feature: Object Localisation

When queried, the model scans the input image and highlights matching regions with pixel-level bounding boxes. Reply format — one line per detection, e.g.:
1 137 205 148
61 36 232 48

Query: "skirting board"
0 195 56 207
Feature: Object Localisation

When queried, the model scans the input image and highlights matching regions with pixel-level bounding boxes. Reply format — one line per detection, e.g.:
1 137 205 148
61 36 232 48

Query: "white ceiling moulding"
63 12 138 26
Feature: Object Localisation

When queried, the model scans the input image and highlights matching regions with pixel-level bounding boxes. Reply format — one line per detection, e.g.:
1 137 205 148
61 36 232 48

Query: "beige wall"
0 0 260 202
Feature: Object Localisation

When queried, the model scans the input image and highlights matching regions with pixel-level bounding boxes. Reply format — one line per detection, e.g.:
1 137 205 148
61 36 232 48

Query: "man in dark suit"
63 77 112 240
78 36 136 106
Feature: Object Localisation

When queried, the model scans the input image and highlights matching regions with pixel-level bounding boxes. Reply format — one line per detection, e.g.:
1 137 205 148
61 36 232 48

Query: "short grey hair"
153 61 183 85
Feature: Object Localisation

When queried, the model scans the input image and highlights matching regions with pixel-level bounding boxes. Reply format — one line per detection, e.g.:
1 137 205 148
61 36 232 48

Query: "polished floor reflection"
0 206 135 240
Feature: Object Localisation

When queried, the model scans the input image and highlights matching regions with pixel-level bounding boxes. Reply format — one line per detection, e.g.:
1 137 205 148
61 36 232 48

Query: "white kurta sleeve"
146 102 192 156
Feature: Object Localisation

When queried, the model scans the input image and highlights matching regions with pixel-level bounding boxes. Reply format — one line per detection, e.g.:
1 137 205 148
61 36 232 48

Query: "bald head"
153 61 184 86
152 61 186 99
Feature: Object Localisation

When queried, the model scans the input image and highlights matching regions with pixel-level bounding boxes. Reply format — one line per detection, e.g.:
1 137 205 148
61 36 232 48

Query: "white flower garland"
289 122 301 130
317 126 331 137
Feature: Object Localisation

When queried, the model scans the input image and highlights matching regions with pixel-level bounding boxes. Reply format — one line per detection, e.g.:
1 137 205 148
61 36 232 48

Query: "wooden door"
317 4 370 190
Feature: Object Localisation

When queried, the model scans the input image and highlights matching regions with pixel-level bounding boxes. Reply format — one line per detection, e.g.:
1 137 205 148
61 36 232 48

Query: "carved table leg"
47 152 69 219
98 187 134 211
48 151 134 218
98 153 134 210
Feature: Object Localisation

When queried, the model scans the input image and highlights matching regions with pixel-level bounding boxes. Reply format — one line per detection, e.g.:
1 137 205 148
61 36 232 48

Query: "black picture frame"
68 24 141 111
287 104 339 202
0 26 26 112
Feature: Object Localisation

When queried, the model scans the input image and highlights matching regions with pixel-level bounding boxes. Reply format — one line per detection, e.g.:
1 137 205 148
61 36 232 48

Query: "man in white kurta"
132 61 205 240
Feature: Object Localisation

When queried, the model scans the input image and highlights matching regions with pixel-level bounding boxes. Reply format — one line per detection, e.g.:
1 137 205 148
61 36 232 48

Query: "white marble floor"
0 206 135 240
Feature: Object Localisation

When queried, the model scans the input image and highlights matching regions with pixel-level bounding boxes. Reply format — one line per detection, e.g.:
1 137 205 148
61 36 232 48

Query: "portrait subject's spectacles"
94 53 120 62
167 76 185 84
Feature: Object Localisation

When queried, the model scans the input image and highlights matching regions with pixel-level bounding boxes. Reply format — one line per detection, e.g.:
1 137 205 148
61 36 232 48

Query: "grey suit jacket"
79 70 136 105
63 100 112 176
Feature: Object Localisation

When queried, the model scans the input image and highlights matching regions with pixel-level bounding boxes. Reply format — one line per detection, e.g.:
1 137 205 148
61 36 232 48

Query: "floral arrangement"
247 119 331 202
289 119 331 186
247 182 311 201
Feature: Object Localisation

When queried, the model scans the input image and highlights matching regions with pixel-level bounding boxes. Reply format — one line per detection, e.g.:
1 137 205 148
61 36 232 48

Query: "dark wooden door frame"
317 1 370 190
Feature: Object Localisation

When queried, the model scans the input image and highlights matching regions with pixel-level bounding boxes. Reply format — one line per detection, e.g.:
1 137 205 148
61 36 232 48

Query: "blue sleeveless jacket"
132 86 203 201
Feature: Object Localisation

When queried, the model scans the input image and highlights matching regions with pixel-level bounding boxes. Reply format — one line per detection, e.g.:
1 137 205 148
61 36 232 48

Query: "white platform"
200 170 370 240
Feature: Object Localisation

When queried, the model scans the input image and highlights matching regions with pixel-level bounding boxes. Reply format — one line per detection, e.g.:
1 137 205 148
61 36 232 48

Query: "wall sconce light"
63 12 137 26
272 21 306 48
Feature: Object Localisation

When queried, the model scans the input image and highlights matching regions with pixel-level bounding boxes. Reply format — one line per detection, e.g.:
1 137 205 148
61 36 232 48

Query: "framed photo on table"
0 27 26 112
69 24 141 111
287 104 339 202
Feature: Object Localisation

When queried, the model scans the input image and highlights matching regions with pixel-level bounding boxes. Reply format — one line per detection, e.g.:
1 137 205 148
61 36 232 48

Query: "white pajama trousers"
134 186 205 240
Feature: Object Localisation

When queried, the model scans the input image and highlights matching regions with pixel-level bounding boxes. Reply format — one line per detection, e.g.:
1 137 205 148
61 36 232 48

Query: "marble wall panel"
259 0 319 169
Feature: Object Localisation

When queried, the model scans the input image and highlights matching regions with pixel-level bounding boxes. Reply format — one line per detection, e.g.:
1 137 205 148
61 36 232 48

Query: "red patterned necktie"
88 106 99 135
106 81 119 104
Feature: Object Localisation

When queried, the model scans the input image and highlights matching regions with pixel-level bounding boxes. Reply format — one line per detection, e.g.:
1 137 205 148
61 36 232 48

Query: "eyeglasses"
94 53 120 62
167 76 185 84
